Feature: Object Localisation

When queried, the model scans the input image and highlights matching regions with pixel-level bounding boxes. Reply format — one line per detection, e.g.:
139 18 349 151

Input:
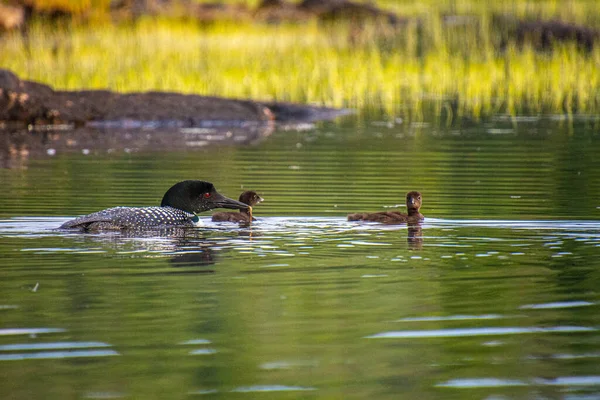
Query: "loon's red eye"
204 192 211 199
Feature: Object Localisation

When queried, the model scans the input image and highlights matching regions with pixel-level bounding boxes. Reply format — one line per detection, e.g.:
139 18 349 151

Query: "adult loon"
347 191 424 224
59 180 248 231
212 190 264 223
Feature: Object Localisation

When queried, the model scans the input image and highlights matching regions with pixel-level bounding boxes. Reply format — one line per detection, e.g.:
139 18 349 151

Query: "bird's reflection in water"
170 223 263 267
140 231 219 271
407 223 423 250
168 247 216 270
236 223 256 239
66 227 221 271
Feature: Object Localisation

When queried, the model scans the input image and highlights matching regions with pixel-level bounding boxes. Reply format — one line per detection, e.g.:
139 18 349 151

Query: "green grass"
1 6 599 121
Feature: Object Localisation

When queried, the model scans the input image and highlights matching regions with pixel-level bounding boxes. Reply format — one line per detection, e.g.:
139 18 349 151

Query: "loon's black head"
160 180 249 214
239 191 264 207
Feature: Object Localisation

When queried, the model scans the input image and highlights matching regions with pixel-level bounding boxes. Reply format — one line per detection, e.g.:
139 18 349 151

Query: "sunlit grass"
1 15 599 120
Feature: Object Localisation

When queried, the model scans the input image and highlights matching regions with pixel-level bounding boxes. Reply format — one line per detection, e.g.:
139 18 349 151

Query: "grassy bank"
1 10 599 121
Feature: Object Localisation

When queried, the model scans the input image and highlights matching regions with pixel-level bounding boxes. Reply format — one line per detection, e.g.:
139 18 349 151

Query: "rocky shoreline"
0 69 350 168
0 69 348 127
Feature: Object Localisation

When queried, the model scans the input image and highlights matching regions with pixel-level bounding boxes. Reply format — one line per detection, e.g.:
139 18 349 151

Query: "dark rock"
0 69 271 125
50 90 273 125
515 19 599 51
0 69 21 92
258 0 287 8
298 0 347 14
255 0 310 23
260 101 351 122
0 69 349 128
318 1 404 26
495 15 600 51
0 69 54 123
257 0 405 25
191 2 251 23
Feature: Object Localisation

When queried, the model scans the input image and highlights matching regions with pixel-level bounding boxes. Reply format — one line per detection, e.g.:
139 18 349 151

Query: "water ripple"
437 376 600 388
397 314 508 322
231 385 316 392
0 341 111 351
365 326 596 339
179 339 211 345
189 349 217 355
519 301 595 309
0 328 65 336
0 340 119 361
0 349 119 361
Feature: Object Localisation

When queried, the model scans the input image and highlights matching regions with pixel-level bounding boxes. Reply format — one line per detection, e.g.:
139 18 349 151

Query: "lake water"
1 114 600 399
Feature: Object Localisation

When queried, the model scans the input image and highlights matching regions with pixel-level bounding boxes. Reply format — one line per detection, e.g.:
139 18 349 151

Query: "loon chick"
212 191 264 223
59 180 248 231
347 191 424 224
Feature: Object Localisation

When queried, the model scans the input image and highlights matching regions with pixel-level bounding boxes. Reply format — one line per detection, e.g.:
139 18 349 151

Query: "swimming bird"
59 180 248 231
347 191 424 224
212 190 264 223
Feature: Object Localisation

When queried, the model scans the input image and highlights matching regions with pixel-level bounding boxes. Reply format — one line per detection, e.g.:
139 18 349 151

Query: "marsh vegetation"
1 0 599 122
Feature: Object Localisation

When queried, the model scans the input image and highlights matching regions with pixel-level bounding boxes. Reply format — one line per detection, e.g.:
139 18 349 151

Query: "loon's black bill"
213 192 250 210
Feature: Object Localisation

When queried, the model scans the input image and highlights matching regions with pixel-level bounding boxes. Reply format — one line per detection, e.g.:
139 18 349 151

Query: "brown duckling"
347 191 423 224
212 190 263 223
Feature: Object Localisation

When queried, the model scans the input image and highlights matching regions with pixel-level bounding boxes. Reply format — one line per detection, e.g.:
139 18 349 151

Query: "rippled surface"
1 116 600 399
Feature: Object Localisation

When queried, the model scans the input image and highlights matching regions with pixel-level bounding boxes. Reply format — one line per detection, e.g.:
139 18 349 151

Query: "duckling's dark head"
406 191 422 212
161 180 249 214
239 191 264 207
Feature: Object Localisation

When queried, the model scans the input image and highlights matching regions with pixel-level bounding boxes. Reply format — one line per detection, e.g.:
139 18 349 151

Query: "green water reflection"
1 116 599 399
1 116 599 220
